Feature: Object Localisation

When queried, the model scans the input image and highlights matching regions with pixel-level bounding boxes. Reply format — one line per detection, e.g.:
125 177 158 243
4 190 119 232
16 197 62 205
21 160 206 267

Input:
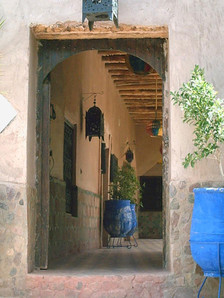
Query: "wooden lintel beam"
32 24 168 40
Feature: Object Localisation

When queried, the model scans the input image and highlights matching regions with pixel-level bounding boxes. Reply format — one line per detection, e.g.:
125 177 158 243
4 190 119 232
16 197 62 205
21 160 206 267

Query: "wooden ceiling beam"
119 90 163 95
129 111 162 118
98 50 126 55
115 79 162 85
111 74 161 79
120 94 162 102
117 84 162 90
105 63 128 69
128 108 162 113
131 113 161 116
124 103 162 107
108 70 130 74
135 122 162 125
102 56 126 62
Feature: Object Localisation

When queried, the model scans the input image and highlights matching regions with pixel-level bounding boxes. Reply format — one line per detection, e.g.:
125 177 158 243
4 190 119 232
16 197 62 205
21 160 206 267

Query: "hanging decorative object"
146 78 161 136
82 0 118 31
50 103 56 120
125 148 134 163
86 95 104 141
127 55 154 75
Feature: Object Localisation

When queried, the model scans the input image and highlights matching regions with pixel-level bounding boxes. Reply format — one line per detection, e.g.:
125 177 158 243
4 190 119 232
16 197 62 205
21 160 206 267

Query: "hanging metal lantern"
127 55 153 75
125 148 134 163
146 119 161 136
86 100 104 141
83 0 118 30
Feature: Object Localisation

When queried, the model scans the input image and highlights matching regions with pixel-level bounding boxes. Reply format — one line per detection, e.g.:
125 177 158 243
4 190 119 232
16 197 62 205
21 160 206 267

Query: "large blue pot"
190 188 224 277
126 204 137 236
103 200 132 237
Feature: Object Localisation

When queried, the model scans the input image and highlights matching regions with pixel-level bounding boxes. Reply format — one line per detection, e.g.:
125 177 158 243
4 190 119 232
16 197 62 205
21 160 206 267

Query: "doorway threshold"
27 240 171 297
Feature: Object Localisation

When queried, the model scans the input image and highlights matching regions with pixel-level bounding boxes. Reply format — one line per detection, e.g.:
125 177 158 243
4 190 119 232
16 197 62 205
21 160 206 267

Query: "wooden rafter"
98 49 163 126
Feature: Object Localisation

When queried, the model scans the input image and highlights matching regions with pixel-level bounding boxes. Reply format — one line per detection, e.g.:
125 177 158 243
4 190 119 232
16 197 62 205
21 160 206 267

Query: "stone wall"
138 211 162 239
49 178 100 263
0 183 28 297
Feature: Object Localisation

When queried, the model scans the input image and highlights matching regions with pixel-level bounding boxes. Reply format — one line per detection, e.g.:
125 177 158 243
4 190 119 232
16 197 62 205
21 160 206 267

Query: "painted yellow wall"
50 50 137 194
135 125 162 177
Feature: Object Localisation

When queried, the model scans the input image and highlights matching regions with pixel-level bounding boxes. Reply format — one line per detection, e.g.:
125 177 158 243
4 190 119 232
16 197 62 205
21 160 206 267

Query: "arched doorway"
35 36 168 270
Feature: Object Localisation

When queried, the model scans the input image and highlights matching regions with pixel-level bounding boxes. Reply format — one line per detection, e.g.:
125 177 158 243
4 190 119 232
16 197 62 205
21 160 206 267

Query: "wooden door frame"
35 30 168 269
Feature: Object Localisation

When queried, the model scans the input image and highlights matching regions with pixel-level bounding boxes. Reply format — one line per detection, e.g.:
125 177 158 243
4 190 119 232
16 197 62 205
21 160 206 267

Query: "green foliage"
0 19 4 29
109 162 142 205
171 65 224 170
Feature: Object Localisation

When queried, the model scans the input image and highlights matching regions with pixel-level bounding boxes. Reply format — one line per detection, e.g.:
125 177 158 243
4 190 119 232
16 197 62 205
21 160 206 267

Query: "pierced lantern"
83 0 118 30
146 120 161 137
127 55 154 75
125 148 134 163
86 101 104 141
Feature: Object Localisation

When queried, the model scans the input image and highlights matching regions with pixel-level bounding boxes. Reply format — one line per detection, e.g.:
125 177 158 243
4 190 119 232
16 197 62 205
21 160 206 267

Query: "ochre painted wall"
49 50 138 258
50 50 137 192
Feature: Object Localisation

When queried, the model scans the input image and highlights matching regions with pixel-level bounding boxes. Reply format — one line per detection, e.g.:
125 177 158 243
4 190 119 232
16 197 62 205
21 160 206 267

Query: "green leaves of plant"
109 163 142 205
0 19 4 29
171 65 224 168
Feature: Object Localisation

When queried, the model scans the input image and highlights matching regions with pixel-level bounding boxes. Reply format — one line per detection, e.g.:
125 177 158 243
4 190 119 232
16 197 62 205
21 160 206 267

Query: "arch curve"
38 38 166 83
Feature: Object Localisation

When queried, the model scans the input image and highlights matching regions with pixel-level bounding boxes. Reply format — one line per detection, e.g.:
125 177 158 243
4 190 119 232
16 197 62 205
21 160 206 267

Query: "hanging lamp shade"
125 148 134 163
82 0 118 30
146 120 161 136
86 102 104 141
127 55 153 75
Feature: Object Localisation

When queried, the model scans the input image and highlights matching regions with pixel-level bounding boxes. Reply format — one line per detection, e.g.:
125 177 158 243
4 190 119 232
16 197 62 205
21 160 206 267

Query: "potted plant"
171 65 224 284
103 162 142 238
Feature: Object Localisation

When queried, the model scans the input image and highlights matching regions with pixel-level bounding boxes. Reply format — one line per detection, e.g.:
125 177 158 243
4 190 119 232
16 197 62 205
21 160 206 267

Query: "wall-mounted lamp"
83 0 118 30
50 104 56 120
125 148 134 163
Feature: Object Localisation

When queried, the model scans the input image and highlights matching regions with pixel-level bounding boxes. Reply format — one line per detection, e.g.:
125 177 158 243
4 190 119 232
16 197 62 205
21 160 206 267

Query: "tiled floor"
46 239 164 276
